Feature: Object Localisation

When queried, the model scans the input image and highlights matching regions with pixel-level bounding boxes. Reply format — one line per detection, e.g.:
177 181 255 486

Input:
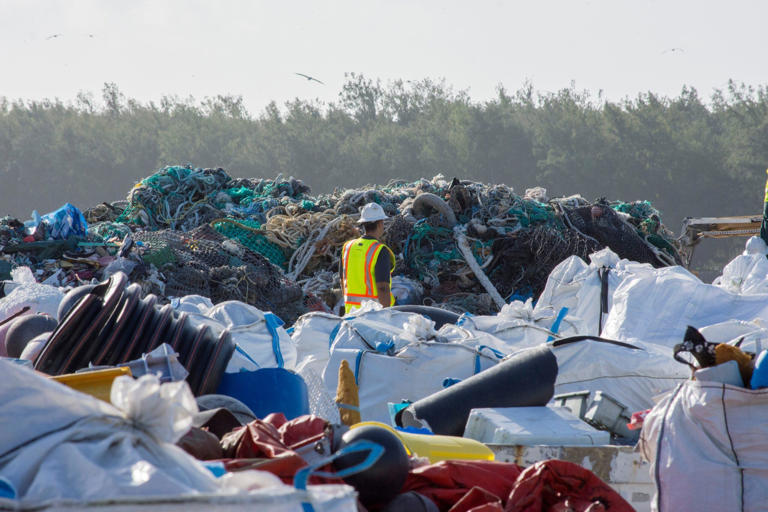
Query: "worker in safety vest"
341 202 397 315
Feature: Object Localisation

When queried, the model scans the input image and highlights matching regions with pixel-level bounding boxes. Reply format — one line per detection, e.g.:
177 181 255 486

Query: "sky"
1 0 767 114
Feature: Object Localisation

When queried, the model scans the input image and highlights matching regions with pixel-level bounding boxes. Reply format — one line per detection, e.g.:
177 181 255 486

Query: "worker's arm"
375 281 391 308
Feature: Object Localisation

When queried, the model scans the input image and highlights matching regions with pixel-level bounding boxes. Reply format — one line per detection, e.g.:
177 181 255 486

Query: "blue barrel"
216 368 310 420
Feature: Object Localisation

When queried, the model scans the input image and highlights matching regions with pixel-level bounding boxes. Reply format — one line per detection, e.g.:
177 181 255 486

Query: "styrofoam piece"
695 360 744 387
463 406 610 446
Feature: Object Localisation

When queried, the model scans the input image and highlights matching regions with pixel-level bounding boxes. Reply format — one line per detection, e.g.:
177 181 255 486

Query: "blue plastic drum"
216 368 310 420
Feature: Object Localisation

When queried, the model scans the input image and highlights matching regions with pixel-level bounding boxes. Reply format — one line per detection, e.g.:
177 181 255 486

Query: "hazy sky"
2 0 767 113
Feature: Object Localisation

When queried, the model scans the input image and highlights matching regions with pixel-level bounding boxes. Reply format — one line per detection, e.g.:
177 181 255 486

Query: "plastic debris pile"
1 165 681 321
6 164 768 512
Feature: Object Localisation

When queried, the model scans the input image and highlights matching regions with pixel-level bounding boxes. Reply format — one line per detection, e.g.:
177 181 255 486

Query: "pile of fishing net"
32 166 683 320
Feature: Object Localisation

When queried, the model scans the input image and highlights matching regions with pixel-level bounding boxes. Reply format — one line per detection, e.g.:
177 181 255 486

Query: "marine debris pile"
0 165 681 322
7 166 768 512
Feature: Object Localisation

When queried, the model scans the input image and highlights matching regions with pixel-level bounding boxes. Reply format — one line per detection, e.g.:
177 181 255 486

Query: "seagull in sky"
46 33 63 40
295 72 325 85
661 47 685 54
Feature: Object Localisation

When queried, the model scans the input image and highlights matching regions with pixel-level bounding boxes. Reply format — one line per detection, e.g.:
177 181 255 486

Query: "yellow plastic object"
50 367 132 404
350 421 494 463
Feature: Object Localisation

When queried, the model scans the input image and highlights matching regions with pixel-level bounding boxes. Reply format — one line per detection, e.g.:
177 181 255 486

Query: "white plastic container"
552 390 590 418
463 406 610 446
583 391 626 430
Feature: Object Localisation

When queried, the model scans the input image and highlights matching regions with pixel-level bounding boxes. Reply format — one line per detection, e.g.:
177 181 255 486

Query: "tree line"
1 74 766 244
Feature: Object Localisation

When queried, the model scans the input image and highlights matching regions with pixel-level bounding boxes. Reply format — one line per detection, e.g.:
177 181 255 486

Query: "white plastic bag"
110 374 198 444
713 238 768 294
0 266 63 320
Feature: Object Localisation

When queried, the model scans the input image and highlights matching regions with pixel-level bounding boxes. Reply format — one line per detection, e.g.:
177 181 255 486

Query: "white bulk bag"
323 342 499 424
170 297 296 370
534 249 656 337
291 312 343 376
550 339 688 414
601 266 768 348
13 486 358 512
640 380 768 512
0 363 220 502
208 301 296 370
457 299 576 352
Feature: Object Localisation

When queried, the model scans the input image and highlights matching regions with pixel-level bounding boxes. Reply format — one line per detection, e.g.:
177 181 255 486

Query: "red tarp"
403 459 634 512
217 415 634 511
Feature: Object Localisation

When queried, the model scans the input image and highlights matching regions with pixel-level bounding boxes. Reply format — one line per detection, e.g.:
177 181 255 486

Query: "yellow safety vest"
342 237 396 314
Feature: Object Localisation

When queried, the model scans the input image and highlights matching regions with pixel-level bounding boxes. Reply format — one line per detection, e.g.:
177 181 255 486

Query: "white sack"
640 381 768 512
170 297 296 370
330 309 428 352
208 301 296 370
0 364 220 502
291 312 343 377
550 339 688 414
601 265 768 347
323 342 499 424
458 298 576 352
534 249 656 337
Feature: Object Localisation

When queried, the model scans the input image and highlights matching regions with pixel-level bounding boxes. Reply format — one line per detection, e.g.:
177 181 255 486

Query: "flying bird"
46 33 63 40
295 72 325 85
661 47 685 54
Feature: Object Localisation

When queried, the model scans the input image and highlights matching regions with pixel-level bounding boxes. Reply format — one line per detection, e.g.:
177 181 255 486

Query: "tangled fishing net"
40 165 682 321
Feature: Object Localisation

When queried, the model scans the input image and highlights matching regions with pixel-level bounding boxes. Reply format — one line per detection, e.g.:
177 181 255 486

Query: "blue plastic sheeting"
41 203 88 240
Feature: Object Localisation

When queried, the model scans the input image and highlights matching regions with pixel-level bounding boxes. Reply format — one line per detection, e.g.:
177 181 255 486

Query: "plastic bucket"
216 368 310 420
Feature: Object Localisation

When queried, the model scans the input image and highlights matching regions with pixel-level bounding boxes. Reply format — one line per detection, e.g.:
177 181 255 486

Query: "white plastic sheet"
110 375 197 444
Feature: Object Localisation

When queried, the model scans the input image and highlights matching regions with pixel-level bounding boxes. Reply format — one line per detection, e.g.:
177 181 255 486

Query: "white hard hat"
358 202 388 223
